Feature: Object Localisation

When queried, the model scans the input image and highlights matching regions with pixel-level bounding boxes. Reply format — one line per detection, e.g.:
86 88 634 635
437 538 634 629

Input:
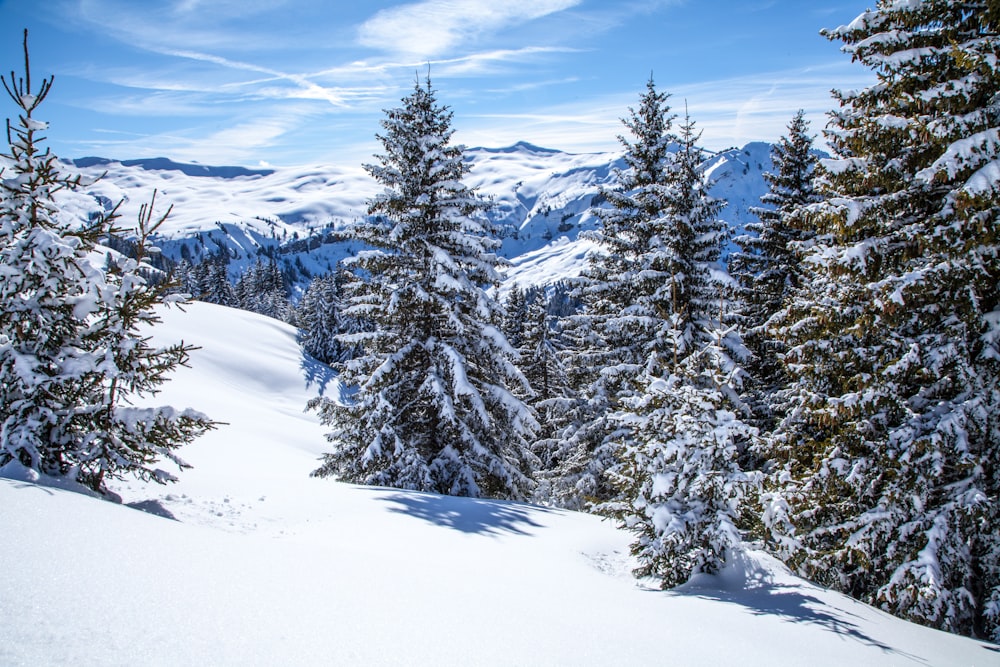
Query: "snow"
48 141 780 295
1 301 996 666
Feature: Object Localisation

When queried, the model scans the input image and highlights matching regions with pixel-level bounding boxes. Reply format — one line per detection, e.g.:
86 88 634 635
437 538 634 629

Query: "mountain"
59 141 777 293
1 301 995 666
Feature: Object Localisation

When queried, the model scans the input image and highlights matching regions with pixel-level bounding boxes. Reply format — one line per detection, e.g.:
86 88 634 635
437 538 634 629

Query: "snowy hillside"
1 301 996 666
59 141 775 291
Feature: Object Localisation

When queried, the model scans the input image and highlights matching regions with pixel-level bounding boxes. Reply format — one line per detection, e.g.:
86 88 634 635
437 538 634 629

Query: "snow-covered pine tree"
235 259 293 322
502 287 576 503
0 32 214 494
191 252 236 307
308 77 537 500
80 193 217 492
607 341 757 587
501 285 529 352
600 108 757 586
764 1 1000 640
731 110 820 424
548 76 679 509
519 290 572 410
298 272 344 365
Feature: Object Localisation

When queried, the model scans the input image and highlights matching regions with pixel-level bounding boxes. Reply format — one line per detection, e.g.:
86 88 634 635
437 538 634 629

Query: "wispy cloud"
154 48 354 107
357 0 582 57
456 61 877 154
66 106 319 165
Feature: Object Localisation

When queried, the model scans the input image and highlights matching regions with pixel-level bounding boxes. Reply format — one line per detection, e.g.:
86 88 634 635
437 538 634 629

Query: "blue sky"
0 0 874 167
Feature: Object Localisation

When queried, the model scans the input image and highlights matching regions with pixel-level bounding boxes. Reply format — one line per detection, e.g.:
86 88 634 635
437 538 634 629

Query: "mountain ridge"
57 141 777 292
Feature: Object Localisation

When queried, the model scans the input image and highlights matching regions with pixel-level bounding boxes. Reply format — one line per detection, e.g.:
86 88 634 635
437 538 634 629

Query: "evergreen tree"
0 32 215 494
308 77 537 500
764 1 1000 640
501 286 529 351
235 259 293 322
599 108 756 586
501 287 575 503
191 252 236 307
606 341 757 587
732 109 820 422
549 76 680 509
298 272 344 365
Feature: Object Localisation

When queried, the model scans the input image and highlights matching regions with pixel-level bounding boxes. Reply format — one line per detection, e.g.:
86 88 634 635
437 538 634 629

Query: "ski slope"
1 302 997 666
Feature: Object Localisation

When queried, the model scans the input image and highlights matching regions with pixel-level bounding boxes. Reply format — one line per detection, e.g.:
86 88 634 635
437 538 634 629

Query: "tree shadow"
2 479 55 495
373 490 557 537
669 581 926 663
299 352 338 397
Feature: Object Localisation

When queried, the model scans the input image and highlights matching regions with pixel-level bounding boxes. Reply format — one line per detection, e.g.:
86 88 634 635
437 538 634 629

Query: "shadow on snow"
372 489 557 537
665 553 930 663
299 352 338 398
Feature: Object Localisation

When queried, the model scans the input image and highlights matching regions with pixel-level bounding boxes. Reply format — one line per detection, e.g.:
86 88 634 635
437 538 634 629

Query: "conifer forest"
2 0 999 648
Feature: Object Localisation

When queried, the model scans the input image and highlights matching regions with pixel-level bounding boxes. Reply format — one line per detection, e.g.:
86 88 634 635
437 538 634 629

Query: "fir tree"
501 286 529 352
191 252 235 307
550 76 680 509
502 288 575 502
235 259 293 322
764 1 1000 640
0 32 215 494
599 107 756 586
297 272 344 365
606 342 757 587
308 77 537 500
731 109 820 423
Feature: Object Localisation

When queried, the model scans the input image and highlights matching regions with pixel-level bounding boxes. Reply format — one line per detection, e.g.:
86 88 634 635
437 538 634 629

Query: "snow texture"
1 301 996 666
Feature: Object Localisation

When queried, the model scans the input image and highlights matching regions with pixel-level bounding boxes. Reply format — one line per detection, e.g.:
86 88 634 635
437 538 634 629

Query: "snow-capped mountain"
61 141 776 292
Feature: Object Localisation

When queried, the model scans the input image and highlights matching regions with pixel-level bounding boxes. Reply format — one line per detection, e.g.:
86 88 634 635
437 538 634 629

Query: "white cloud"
357 0 581 57
456 61 878 154
64 107 317 165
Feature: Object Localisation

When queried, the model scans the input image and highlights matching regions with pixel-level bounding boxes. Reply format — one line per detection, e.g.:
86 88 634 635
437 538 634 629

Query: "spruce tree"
235 259 293 322
0 32 215 494
298 272 344 365
764 1 1000 640
308 77 537 500
600 109 756 586
549 76 680 509
504 288 575 503
732 109 820 422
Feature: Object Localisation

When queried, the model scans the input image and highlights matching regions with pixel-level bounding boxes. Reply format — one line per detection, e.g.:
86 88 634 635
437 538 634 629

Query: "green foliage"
763 0 1000 640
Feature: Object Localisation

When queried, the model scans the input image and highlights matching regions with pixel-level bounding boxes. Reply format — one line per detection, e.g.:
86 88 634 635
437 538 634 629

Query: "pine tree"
501 286 529 352
599 107 756 586
502 288 576 503
80 193 218 491
549 76 680 509
191 252 236 307
732 110 820 422
235 259 293 322
297 272 344 365
0 32 215 494
764 1 1000 640
308 77 537 500
606 342 757 587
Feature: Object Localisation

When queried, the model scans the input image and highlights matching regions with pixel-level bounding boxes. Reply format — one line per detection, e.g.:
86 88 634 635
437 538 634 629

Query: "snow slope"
2 302 997 666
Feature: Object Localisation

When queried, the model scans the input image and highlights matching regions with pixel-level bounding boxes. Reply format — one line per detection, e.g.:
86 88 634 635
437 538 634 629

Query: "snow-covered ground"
2 302 997 666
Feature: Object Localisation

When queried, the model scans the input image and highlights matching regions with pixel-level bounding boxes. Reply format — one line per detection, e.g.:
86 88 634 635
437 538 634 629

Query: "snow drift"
1 302 996 666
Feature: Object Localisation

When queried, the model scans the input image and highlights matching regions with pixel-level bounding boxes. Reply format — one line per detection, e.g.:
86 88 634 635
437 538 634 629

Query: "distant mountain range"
59 141 780 293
